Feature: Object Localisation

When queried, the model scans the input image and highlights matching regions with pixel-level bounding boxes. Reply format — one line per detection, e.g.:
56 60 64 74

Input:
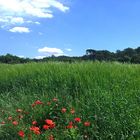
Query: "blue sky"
0 0 140 58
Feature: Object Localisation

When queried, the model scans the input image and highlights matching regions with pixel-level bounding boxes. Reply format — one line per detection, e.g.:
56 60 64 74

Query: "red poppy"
84 121 90 127
43 124 49 130
45 119 55 128
31 103 36 107
30 126 40 131
70 109 75 114
34 130 41 135
45 119 54 125
12 121 18 126
8 116 12 121
49 135 54 140
18 130 25 138
67 124 73 129
16 109 22 113
35 100 43 105
18 115 23 119
30 126 40 135
61 108 66 113
0 121 5 125
74 117 81 122
32 121 37 125
67 121 73 129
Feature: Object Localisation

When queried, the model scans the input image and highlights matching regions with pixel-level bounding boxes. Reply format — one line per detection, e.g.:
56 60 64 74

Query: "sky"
0 0 140 58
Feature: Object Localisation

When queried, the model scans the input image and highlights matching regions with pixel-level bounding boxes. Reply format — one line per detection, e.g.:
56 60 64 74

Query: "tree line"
0 47 140 64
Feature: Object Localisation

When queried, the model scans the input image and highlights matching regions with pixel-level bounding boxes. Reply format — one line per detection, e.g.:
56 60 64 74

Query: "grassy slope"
0 62 140 139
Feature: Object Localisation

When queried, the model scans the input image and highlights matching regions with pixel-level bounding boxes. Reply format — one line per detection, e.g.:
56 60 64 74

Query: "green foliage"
0 62 140 139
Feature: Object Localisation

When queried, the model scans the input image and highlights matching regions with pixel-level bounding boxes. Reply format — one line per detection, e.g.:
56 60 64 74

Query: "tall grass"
0 62 140 139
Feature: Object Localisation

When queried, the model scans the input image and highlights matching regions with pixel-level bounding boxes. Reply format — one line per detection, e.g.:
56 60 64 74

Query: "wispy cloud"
9 27 30 33
0 0 69 32
35 56 46 59
65 48 72 52
38 46 64 56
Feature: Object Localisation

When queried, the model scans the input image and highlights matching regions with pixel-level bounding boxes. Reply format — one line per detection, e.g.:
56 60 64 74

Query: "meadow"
0 62 140 140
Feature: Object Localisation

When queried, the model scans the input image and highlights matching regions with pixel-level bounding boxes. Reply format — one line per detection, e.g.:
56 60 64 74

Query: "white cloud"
0 0 69 30
38 46 64 56
9 27 30 33
18 55 25 58
35 21 40 25
35 56 46 59
65 48 72 51
11 17 24 24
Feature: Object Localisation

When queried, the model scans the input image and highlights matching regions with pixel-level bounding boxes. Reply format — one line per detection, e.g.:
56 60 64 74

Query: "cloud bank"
0 0 69 32
9 27 30 33
38 46 64 56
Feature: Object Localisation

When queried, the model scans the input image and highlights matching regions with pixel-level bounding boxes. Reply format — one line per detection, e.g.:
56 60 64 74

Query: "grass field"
0 62 140 140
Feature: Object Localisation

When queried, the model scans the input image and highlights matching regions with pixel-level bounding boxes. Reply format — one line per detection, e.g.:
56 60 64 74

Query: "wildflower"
45 119 54 125
34 130 41 135
8 116 12 121
67 121 73 129
67 124 73 129
43 124 49 130
31 103 36 107
35 100 43 105
30 126 40 135
70 109 75 114
47 102 51 105
74 117 81 122
32 121 37 125
84 121 90 127
0 121 5 125
45 119 55 128
30 126 39 131
53 98 58 101
18 130 25 138
61 108 66 113
49 135 54 140
49 123 55 129
16 109 23 113
12 121 18 126
19 115 23 119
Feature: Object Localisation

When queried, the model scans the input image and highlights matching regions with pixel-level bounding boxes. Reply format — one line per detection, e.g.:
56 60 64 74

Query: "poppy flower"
12 121 18 126
67 124 73 129
30 126 39 131
0 121 5 125
31 103 36 107
34 130 41 135
18 115 23 119
84 121 90 127
35 100 43 105
61 108 66 113
8 116 12 121
45 119 54 125
49 135 54 140
16 109 23 113
74 117 81 122
45 119 55 128
32 121 37 125
70 109 75 114
67 121 73 129
30 126 40 135
43 124 49 130
18 130 25 138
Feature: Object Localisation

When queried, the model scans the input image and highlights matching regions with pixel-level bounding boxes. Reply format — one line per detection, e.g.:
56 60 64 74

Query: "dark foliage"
0 47 140 64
